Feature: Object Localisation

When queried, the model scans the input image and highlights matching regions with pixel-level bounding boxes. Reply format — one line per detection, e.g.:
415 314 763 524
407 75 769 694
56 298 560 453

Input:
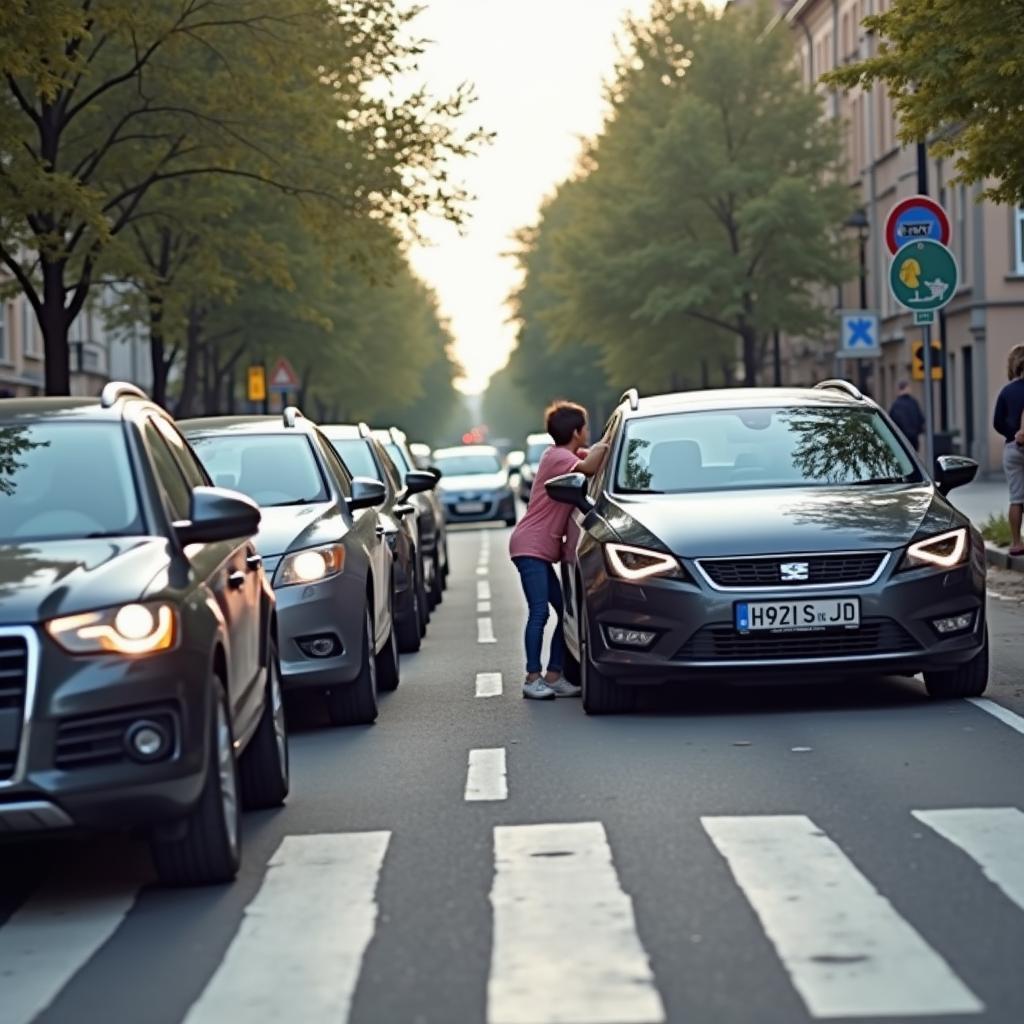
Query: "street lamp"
844 207 870 392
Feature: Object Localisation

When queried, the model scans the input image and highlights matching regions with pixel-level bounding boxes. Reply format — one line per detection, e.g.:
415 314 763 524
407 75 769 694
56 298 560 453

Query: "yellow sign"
911 340 943 382
247 365 267 402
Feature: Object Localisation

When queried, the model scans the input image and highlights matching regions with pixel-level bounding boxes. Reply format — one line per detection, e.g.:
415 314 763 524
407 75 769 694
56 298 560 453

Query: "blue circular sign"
885 196 951 253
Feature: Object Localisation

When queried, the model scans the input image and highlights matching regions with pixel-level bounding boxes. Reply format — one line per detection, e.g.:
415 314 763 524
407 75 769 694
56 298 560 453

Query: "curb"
985 544 1024 573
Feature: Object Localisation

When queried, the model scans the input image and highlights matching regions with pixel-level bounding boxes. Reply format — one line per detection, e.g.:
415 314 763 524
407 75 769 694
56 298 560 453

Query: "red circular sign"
885 196 951 254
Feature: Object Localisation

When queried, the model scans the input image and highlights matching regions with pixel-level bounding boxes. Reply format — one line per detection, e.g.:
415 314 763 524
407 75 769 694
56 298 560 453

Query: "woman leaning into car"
993 342 1024 557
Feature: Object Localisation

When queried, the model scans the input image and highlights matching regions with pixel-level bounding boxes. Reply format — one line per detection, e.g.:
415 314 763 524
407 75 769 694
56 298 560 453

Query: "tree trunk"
41 261 70 395
175 309 205 418
740 324 759 387
148 294 169 407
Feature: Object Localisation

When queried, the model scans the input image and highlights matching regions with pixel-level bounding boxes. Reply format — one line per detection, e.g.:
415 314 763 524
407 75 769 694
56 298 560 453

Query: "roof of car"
320 424 370 440
179 413 317 435
433 444 500 458
526 432 553 445
0 396 119 421
621 386 869 417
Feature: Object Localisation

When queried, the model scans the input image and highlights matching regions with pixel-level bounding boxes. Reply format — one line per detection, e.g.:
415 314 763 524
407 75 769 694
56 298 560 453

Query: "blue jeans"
512 557 564 674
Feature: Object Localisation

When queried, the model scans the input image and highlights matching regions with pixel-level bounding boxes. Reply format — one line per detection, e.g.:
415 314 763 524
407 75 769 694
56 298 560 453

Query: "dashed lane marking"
475 672 503 698
967 697 1024 737
465 748 508 802
477 581 491 601
477 617 496 644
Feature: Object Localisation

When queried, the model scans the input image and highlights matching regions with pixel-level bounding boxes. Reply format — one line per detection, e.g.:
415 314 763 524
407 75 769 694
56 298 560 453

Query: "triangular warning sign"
268 358 299 390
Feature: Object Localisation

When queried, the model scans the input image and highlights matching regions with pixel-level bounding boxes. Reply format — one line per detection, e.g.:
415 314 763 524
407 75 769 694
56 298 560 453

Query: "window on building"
1014 207 1024 276
21 299 41 357
0 303 7 363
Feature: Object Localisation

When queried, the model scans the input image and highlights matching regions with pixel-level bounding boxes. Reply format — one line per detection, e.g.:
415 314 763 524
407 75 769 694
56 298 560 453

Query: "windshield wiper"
265 497 323 507
849 476 913 486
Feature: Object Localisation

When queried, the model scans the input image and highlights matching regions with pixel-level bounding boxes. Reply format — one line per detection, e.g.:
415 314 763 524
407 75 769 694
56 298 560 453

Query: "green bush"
981 513 1013 548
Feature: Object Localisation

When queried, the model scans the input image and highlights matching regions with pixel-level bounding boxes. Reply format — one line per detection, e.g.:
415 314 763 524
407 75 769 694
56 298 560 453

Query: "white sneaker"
522 679 556 700
546 677 582 698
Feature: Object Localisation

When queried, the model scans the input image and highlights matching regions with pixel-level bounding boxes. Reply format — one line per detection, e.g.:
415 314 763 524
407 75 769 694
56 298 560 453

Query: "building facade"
780 0 1024 472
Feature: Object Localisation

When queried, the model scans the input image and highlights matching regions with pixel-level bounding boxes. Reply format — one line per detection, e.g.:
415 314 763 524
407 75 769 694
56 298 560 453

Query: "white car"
433 445 517 526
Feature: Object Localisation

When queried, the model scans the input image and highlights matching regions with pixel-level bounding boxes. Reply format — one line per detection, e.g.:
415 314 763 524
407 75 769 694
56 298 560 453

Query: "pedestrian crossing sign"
838 310 880 358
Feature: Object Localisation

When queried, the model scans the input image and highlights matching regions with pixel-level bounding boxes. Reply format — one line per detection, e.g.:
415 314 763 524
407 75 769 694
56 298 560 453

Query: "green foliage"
518 0 852 389
826 0 1024 206
982 513 1012 549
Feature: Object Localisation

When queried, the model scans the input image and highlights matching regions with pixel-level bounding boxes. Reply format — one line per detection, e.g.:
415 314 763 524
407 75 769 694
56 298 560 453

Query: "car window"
615 406 921 493
384 441 410 473
316 434 353 499
150 414 207 488
142 420 193 521
0 421 144 541
526 439 552 464
433 453 502 475
189 434 329 506
330 437 381 484
375 444 405 494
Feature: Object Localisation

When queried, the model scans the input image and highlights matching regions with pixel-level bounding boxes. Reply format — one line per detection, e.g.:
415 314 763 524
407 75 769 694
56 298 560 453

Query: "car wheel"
151 682 241 886
429 550 443 607
326 607 379 725
440 540 449 588
396 567 422 653
416 556 430 635
376 606 401 692
239 639 289 810
924 629 989 699
581 612 635 715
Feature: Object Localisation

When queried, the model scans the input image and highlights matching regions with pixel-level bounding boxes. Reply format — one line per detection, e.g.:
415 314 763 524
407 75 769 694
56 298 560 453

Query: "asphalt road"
3 525 1024 1024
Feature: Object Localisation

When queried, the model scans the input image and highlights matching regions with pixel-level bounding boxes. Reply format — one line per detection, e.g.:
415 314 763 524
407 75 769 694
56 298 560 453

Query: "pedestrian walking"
889 380 926 452
508 401 610 700
993 343 1024 556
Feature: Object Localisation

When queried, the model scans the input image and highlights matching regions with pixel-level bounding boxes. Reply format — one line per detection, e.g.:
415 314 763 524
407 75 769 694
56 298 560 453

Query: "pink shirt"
508 445 583 563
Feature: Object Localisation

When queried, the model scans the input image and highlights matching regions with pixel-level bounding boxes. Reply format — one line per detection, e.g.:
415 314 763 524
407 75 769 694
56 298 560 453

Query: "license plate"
456 501 486 514
735 598 860 633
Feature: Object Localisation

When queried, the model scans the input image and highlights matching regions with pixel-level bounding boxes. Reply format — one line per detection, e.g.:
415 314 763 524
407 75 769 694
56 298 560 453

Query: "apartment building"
779 0 1024 472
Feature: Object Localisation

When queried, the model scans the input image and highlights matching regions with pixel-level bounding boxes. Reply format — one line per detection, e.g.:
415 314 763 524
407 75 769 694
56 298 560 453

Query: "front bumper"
580 555 987 685
441 491 516 524
0 626 212 834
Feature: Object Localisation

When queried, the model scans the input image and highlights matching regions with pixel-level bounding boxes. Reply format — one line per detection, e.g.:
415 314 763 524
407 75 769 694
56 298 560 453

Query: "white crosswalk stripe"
913 807 1024 912
702 814 983 1018
487 821 665 1024
183 832 390 1024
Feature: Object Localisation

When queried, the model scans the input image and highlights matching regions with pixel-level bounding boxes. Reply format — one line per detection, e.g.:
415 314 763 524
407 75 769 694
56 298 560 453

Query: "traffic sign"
885 195 951 254
912 339 944 382
247 365 266 403
888 240 959 313
838 310 880 358
268 357 300 392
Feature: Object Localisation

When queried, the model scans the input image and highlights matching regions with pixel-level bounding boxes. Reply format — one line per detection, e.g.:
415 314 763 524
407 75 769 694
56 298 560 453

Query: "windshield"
434 453 502 476
526 440 552 464
615 406 920 493
190 434 328 507
330 438 381 482
0 422 144 542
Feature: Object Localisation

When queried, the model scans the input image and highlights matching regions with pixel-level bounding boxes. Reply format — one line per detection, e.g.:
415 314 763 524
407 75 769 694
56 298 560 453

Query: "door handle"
228 570 246 589
246 554 262 571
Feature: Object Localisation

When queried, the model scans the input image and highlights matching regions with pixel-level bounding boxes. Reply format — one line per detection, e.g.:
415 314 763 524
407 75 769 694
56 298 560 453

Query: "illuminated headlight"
605 543 686 581
932 611 976 635
275 544 346 586
899 528 968 571
47 602 177 655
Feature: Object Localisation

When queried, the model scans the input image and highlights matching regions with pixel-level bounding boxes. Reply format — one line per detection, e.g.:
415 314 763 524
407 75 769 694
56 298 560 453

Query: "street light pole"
845 207 871 394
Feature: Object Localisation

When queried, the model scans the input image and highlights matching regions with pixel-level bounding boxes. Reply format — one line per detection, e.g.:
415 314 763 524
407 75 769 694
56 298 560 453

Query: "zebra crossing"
4 807 1024 1024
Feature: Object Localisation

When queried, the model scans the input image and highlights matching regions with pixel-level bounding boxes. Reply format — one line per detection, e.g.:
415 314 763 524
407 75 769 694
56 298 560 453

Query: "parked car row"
0 384 448 886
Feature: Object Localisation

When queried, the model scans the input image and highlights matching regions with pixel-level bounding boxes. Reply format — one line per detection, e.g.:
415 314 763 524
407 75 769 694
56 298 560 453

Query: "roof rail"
100 381 149 408
282 406 305 428
358 422 372 438
619 388 640 411
814 379 864 401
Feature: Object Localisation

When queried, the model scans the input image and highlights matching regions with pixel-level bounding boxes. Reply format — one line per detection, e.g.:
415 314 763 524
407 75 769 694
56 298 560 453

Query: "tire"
429 550 443 607
416 555 430 636
505 517 517 527
239 640 289 810
396 566 422 653
326 607 379 725
581 613 636 715
924 629 989 699
440 540 449 588
563 643 581 686
151 683 241 886
377 609 401 692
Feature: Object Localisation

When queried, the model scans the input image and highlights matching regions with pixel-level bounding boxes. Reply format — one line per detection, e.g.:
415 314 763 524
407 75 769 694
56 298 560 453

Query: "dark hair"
1008 343 1024 381
545 401 587 445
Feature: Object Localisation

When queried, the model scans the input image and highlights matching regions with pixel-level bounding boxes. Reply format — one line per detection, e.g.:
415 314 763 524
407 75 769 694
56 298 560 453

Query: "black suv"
0 384 287 884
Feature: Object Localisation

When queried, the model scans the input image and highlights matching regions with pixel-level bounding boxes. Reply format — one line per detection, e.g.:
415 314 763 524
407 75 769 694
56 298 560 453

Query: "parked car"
432 445 518 526
321 424 437 653
182 408 397 725
409 442 433 470
0 383 287 885
546 381 988 714
374 427 449 602
517 432 553 503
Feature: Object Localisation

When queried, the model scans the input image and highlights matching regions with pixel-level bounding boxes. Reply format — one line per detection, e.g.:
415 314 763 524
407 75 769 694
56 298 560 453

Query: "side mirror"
175 487 261 544
934 454 978 496
349 476 387 511
546 472 594 513
404 470 437 496
427 465 442 481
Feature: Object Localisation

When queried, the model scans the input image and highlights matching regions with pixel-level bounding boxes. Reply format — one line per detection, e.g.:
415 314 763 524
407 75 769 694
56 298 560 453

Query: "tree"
0 0 487 394
826 0 1024 206
540 1 853 386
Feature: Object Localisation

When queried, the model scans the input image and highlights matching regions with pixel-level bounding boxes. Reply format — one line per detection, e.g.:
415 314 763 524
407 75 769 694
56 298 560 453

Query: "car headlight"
605 543 686 581
275 543 346 586
899 528 969 571
47 602 177 655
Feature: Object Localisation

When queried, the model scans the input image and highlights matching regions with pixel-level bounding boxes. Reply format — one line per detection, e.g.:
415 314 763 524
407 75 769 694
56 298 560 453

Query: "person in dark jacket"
889 381 926 451
993 343 1024 556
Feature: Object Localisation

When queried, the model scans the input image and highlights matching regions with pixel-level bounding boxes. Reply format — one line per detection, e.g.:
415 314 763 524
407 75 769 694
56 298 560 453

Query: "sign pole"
922 322 936 472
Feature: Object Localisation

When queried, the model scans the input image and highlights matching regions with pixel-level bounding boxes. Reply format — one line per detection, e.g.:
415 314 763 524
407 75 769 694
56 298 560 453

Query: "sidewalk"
946 474 1007 528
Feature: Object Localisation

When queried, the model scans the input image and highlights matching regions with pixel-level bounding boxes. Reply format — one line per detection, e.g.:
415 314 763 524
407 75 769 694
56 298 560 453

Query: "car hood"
604 484 958 558
0 537 173 625
438 473 508 493
254 503 344 557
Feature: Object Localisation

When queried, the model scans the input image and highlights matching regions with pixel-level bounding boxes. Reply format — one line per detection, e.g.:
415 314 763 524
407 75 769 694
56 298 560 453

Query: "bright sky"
405 0 658 394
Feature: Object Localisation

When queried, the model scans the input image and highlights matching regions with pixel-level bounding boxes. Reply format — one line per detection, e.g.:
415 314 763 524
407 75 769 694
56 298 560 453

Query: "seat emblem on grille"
780 561 810 581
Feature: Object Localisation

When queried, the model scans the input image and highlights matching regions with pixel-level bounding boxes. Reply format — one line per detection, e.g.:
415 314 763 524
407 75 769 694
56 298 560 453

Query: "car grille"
697 552 887 589
676 618 919 661
55 705 178 770
0 636 29 781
